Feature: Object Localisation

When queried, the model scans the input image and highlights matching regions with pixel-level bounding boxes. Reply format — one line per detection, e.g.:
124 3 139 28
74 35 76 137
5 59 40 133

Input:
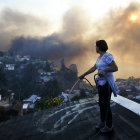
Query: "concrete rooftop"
0 97 140 140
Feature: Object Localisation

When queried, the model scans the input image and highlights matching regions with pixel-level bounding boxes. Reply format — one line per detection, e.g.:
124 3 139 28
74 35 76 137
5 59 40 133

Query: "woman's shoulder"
104 52 113 57
104 52 114 64
96 56 100 64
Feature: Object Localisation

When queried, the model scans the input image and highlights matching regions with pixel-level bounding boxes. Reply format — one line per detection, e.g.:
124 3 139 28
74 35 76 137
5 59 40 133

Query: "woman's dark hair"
96 40 108 52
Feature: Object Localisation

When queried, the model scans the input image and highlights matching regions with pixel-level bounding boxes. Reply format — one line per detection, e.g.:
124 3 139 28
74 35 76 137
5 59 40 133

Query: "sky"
0 0 140 83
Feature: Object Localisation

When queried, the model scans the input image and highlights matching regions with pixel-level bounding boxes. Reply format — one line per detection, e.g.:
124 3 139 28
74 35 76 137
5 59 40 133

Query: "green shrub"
33 97 63 112
71 95 81 101
71 89 88 101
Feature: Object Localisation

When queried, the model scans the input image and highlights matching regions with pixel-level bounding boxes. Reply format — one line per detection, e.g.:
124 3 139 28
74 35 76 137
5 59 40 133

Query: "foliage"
0 68 7 87
71 95 81 101
0 51 4 57
79 89 86 98
0 87 12 98
20 63 38 97
45 61 51 72
40 79 60 98
91 87 98 95
8 62 38 99
33 97 63 112
71 89 87 101
119 89 128 97
56 67 78 91
12 99 19 105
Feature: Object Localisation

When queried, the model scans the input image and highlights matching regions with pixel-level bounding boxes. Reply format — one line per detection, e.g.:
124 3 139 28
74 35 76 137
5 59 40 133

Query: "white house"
135 86 140 91
58 92 70 102
23 95 38 104
135 95 140 100
125 89 132 92
23 95 41 110
5 64 15 70
40 76 51 82
16 55 30 62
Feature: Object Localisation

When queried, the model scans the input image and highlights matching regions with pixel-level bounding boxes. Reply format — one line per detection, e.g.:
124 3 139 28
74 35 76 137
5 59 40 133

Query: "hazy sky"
0 0 137 33
0 0 140 83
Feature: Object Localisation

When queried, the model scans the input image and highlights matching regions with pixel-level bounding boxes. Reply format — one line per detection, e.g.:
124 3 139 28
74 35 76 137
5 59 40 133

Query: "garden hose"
69 74 112 140
84 75 111 140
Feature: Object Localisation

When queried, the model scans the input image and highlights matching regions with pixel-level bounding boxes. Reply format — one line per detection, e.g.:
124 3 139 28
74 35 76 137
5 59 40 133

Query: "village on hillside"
0 52 95 121
0 51 140 122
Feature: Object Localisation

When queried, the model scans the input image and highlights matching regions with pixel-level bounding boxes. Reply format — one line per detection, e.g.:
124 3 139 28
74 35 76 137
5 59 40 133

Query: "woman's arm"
99 61 118 76
79 64 97 79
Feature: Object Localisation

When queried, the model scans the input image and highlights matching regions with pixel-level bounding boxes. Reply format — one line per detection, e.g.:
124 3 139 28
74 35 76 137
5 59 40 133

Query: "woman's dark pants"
98 82 112 128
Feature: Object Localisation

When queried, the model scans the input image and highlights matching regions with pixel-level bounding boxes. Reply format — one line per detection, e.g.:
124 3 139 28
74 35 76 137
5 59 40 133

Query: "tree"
20 63 38 98
0 68 7 87
41 79 60 98
0 51 4 57
80 89 86 98
45 61 51 72
0 88 9 97
119 89 127 97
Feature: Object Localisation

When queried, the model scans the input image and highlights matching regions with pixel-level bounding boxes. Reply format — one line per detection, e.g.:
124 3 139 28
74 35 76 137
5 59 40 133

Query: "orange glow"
129 13 138 22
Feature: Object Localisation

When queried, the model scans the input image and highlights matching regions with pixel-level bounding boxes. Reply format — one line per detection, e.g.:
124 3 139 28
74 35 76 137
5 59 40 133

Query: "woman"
79 40 119 133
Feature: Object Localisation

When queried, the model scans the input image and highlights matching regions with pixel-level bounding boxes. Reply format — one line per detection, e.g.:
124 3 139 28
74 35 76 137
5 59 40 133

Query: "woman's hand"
98 70 105 77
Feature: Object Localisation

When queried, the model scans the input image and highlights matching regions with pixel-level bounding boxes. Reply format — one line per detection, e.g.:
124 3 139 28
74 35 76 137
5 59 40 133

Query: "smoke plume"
0 3 140 81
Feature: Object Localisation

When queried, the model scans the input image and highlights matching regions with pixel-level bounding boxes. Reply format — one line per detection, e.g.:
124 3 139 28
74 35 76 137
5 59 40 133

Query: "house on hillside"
5 64 15 71
135 84 140 91
22 95 41 112
15 55 31 62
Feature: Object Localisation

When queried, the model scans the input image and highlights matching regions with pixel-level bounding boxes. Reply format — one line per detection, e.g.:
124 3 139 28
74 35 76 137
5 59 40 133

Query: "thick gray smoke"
8 7 93 65
9 35 88 60
0 8 49 51
90 2 140 79
0 2 140 80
